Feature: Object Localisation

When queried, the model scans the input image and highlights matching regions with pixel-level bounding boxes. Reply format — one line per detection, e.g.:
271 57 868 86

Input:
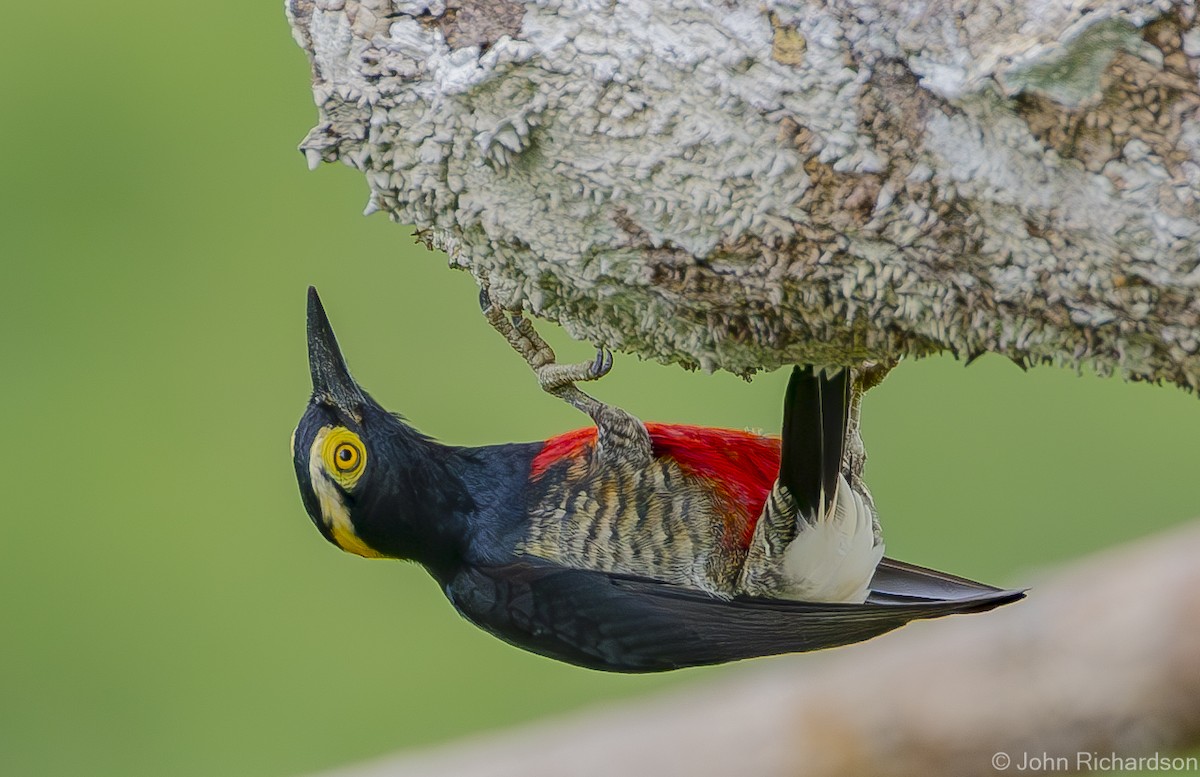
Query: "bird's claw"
589 348 613 380
479 290 616 393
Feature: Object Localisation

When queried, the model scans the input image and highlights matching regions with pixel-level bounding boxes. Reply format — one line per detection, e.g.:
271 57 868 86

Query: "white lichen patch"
287 0 1200 391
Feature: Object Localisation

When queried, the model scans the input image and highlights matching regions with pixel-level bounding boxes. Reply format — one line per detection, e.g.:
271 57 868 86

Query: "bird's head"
291 287 421 560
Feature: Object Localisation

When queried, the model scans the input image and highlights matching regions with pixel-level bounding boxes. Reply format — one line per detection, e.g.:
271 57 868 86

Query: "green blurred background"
2 4 1198 776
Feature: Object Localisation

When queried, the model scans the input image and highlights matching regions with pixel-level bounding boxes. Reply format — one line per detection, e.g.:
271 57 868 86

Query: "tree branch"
288 0 1200 387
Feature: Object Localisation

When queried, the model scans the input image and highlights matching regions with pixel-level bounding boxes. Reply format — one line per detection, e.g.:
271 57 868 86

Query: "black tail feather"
779 366 850 517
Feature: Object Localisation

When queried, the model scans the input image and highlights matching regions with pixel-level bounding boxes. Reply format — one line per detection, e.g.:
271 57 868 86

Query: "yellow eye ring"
321 428 366 487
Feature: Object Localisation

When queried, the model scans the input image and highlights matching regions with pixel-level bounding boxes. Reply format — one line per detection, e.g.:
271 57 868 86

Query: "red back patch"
530 423 780 551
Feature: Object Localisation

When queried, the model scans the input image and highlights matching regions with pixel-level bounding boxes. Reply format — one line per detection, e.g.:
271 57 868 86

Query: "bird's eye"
321 428 367 487
334 443 359 471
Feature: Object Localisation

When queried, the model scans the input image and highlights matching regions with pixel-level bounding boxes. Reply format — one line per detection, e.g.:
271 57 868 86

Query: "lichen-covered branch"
306 520 1200 777
287 0 1200 388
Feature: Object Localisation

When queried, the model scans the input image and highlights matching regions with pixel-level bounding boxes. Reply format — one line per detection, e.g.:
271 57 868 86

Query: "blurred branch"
308 520 1200 777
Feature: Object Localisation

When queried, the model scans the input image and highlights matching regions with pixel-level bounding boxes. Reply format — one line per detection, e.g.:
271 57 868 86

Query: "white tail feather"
778 474 884 603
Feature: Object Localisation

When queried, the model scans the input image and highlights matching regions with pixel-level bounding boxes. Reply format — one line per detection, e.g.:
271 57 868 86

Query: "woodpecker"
292 287 1022 672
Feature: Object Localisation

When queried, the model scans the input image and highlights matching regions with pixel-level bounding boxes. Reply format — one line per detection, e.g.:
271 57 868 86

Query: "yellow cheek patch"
330 517 386 559
309 427 386 559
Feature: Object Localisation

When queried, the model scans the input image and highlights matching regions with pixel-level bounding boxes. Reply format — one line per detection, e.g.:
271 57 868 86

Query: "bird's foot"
534 347 613 392
480 288 612 394
480 289 556 371
480 287 650 465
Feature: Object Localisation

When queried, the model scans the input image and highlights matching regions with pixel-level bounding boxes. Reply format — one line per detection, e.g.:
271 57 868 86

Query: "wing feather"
446 558 1024 672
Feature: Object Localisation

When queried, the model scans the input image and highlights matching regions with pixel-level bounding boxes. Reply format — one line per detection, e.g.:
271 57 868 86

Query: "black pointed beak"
307 286 367 415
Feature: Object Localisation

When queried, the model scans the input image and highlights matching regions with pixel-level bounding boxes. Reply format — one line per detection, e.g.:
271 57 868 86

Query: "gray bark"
287 0 1200 388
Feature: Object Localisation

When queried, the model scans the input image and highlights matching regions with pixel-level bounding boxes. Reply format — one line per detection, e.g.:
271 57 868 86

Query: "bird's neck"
354 428 478 574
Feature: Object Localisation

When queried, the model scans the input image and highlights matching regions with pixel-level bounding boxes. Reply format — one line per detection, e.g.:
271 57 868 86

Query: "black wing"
444 557 1024 673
